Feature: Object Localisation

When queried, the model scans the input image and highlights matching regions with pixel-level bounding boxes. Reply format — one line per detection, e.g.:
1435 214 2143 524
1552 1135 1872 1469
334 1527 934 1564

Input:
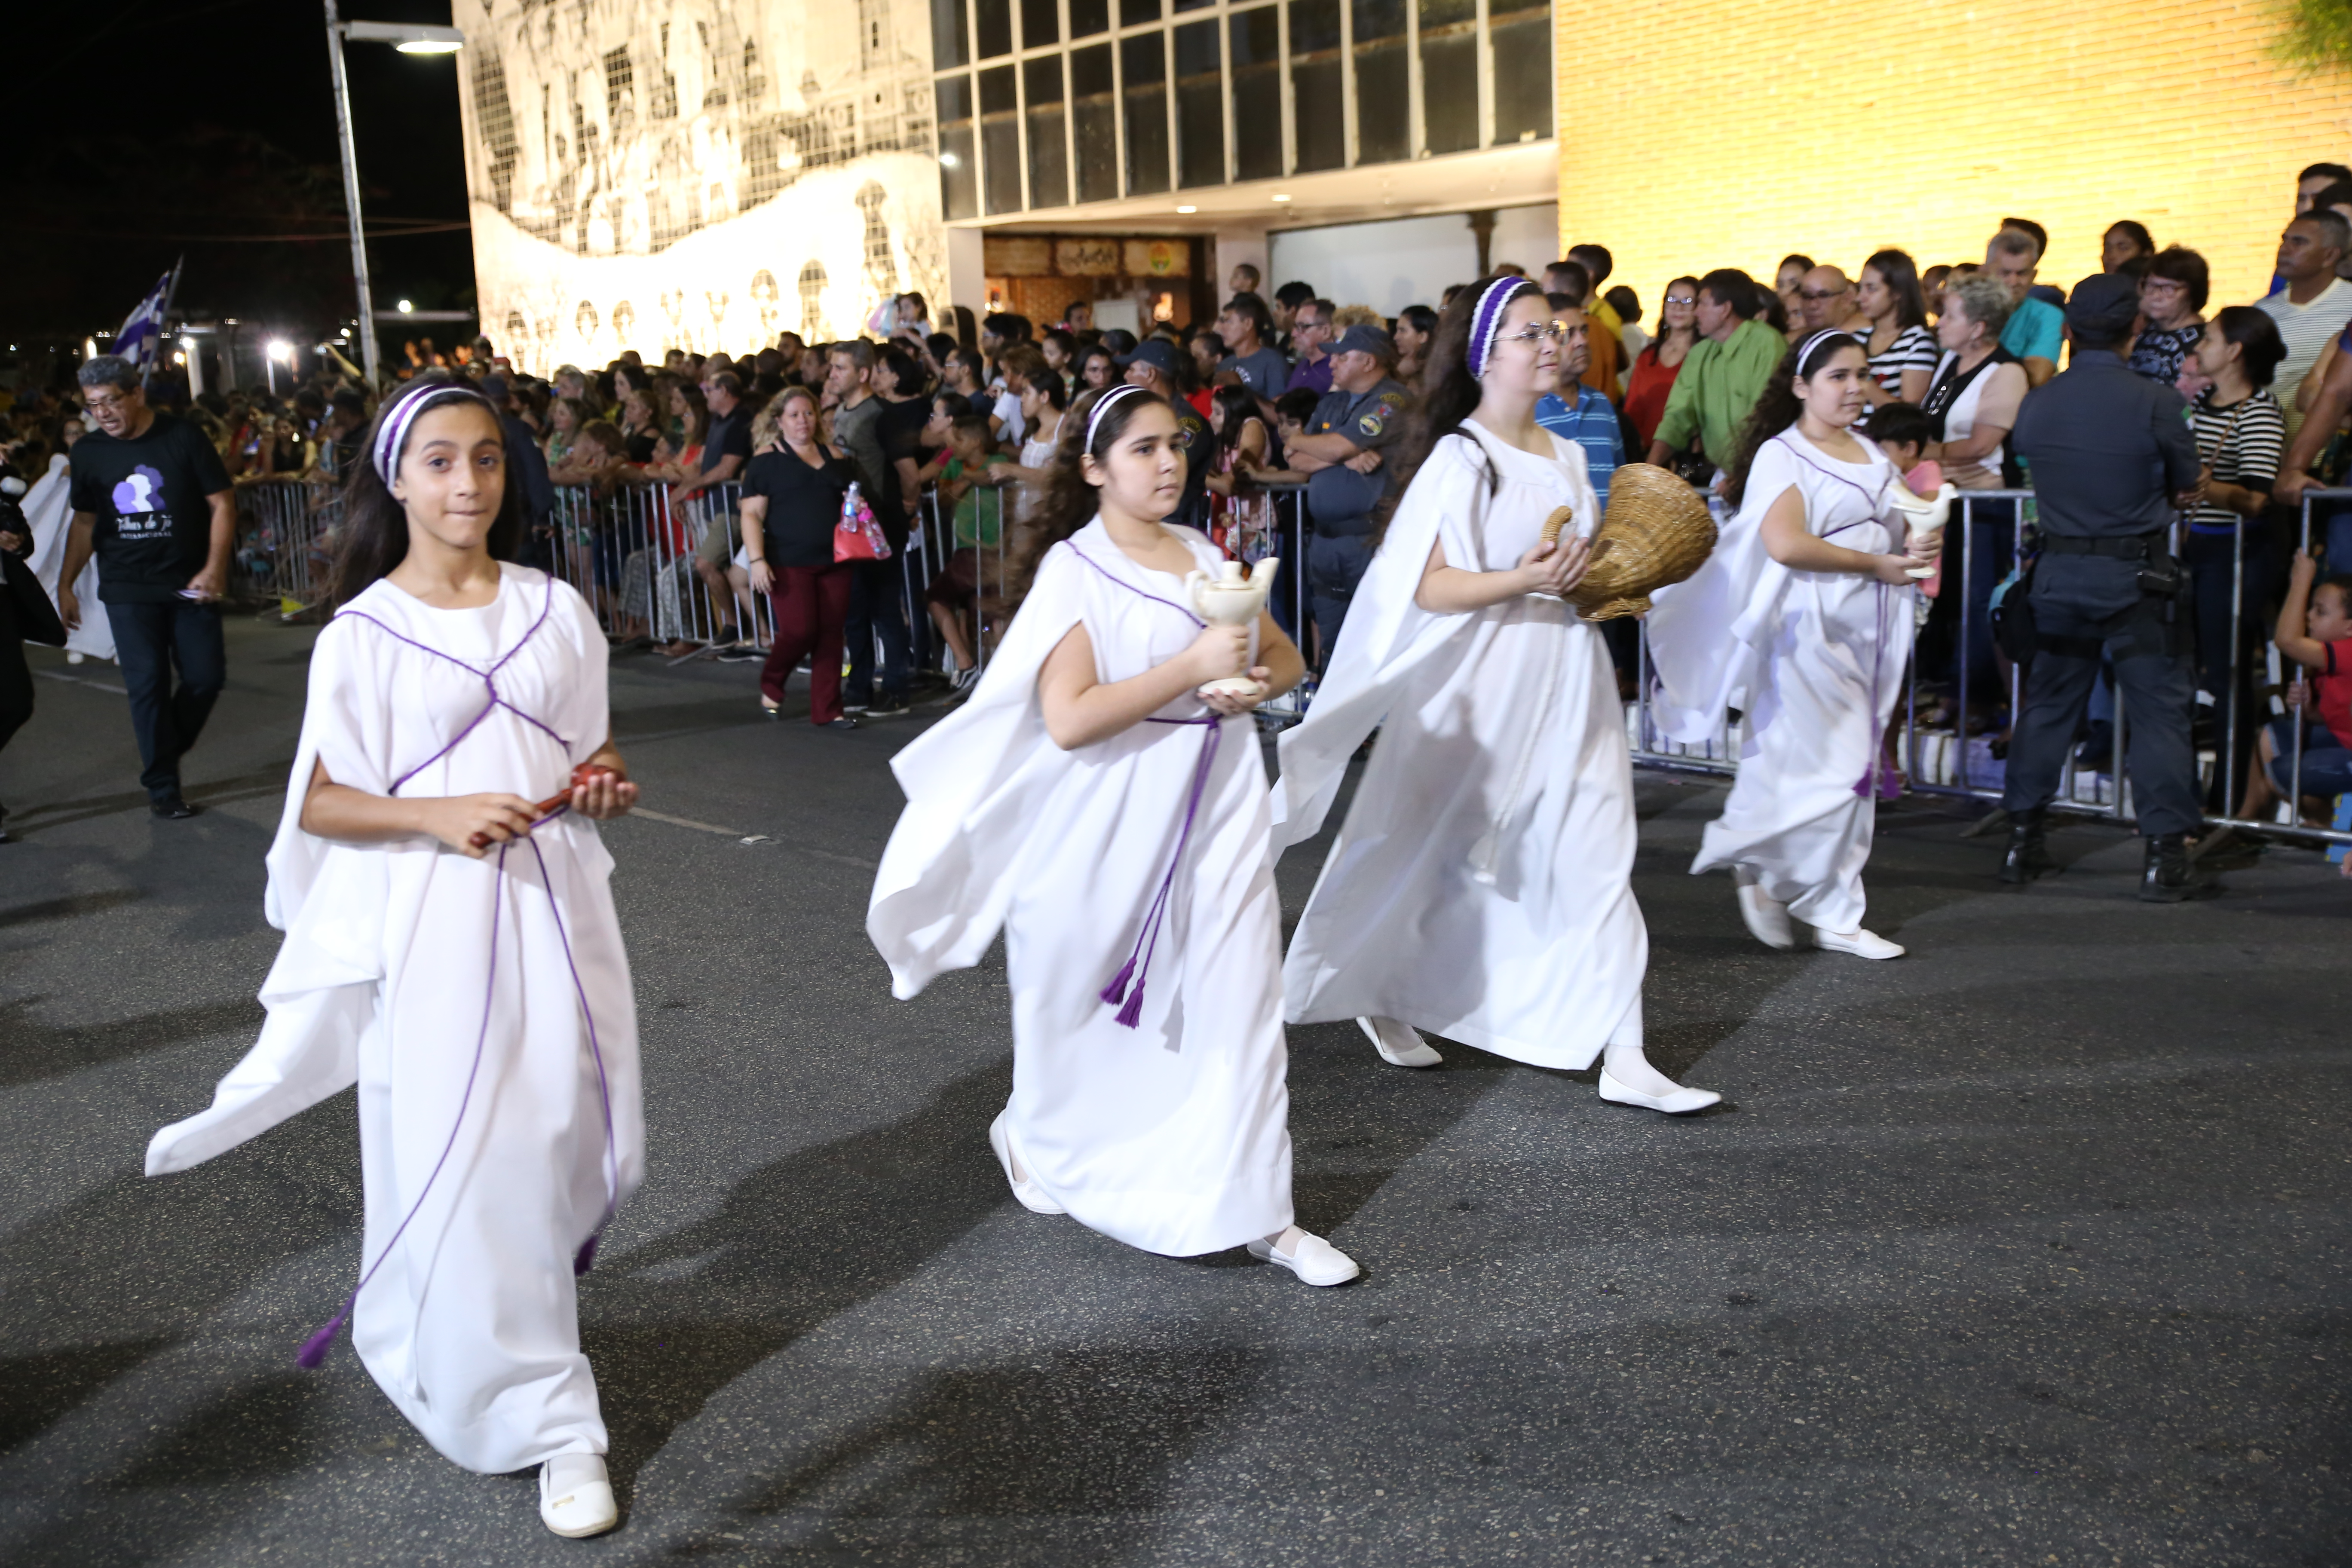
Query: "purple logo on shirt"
112 466 165 514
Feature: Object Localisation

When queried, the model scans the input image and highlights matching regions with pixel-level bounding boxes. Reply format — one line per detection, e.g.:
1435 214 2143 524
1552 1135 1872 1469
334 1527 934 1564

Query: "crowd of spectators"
6 162 2352 783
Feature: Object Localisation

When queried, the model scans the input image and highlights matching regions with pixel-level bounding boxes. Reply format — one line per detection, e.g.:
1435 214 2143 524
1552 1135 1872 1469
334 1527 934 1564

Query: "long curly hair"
1003 385 1170 606
1371 273 1529 546
1722 332 1865 510
329 374 525 606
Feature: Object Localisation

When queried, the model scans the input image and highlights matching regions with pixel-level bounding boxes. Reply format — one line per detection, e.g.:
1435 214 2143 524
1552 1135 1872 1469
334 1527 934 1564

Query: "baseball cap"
2064 273 2139 335
1333 323 1396 361
1117 339 1182 377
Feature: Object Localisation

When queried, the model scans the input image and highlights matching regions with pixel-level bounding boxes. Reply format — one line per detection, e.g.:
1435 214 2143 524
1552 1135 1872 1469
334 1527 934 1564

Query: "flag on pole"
113 268 176 370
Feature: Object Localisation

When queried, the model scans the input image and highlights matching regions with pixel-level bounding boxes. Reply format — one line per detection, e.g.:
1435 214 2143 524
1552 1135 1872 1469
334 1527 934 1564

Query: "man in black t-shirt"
58 356 235 818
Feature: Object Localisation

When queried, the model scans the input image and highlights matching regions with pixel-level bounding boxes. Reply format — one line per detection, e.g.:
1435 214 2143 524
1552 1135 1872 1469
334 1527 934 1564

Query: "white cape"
144 565 643 1474
870 521 1293 1256
23 452 114 662
1271 422 1647 1069
1648 432 1916 929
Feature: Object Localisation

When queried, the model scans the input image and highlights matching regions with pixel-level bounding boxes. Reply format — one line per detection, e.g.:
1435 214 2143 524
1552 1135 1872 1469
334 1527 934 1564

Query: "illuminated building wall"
1562 0 2349 322
452 0 946 372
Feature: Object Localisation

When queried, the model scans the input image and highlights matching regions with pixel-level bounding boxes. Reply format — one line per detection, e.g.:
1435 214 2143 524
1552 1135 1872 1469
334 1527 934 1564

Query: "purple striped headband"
372 379 500 484
1467 278 1540 379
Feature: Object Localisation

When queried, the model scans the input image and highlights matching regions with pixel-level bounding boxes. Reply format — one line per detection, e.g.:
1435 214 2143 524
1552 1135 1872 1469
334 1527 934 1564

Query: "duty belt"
2038 531 2166 560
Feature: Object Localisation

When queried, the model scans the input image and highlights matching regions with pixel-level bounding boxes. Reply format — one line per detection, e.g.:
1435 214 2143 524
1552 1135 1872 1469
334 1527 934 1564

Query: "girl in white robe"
1647 331 1939 959
143 377 643 1539
869 386 1358 1286
1272 277 1718 1115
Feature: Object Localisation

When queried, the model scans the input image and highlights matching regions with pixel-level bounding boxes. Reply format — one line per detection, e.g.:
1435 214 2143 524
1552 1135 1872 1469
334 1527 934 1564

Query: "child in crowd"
2242 549 2352 824
923 413 1017 683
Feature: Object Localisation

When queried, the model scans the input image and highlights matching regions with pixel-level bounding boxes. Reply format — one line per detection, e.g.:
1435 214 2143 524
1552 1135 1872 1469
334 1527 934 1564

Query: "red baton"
470 763 616 849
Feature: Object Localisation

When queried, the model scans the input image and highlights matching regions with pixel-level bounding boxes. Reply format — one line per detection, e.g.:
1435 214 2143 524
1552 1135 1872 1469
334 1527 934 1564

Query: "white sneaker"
1732 865 1794 951
1597 1068 1723 1115
988 1112 1066 1215
1356 1015 1442 1068
1246 1230 1361 1286
539 1453 618 1539
1813 927 1905 960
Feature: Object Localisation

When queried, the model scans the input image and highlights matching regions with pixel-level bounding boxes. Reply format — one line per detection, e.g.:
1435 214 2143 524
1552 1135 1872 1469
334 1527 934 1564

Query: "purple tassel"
574 1234 600 1276
296 1312 347 1369
1099 954 1137 1008
1113 978 1145 1029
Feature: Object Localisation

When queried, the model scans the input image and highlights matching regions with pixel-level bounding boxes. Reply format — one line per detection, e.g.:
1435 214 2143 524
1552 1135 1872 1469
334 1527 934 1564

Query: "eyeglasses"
1498 321 1568 346
1798 288 1844 302
1663 295 1698 307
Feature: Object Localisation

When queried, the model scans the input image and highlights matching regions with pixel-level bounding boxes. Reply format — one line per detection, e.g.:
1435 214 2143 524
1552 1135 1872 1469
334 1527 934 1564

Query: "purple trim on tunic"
1066 536 1232 1028
295 569 618 1368
334 573 570 794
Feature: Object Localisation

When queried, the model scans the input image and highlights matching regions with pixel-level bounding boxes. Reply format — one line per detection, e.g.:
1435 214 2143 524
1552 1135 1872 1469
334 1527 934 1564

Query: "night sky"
5 0 478 349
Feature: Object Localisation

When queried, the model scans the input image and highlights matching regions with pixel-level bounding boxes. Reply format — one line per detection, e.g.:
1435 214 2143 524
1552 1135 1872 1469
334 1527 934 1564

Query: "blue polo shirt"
2000 296 2065 368
1534 385 1625 508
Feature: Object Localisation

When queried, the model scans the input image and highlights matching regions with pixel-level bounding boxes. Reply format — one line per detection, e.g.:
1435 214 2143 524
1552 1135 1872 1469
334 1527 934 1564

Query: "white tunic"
1272 422 1648 1069
145 565 644 1475
1648 431 1915 931
23 452 115 662
868 521 1292 1257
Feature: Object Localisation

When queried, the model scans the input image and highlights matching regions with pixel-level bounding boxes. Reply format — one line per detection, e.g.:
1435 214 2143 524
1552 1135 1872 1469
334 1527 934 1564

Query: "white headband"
1795 329 1858 376
1084 383 1146 452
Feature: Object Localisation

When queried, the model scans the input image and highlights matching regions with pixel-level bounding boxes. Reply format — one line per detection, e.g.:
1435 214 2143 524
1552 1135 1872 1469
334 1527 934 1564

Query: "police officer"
2000 273 2207 900
1286 324 1411 664
1118 338 1213 527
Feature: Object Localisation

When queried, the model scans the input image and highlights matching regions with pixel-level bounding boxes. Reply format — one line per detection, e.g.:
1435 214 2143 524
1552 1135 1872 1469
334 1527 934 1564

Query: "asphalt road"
1 616 2346 1566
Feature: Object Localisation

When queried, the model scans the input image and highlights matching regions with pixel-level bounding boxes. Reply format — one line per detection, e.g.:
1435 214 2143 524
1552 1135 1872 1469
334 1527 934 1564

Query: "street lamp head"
342 21 466 51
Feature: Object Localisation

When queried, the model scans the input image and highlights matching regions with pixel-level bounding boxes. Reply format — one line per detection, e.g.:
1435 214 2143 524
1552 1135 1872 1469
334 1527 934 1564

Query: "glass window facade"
932 0 1552 215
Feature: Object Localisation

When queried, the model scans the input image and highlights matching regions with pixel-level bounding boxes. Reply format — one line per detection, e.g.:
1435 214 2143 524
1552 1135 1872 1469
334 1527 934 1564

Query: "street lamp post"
321 3 464 388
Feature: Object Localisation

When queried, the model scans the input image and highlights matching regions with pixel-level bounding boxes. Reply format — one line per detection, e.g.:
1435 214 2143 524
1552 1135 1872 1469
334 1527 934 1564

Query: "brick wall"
1559 0 2351 331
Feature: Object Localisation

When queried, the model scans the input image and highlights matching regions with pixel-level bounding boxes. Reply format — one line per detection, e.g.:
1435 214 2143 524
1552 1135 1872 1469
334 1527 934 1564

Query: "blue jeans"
2266 717 2352 798
105 598 227 800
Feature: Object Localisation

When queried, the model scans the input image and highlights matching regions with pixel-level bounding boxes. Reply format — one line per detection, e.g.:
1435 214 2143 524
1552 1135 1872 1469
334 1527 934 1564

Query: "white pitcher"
1184 557 1282 698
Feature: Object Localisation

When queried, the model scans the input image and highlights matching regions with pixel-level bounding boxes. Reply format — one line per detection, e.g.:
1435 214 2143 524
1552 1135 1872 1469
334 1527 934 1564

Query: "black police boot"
2139 832 2209 903
1999 808 2054 884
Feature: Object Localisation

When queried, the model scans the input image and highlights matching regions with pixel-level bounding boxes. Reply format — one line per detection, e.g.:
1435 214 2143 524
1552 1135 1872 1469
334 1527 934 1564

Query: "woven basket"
1548 463 1717 621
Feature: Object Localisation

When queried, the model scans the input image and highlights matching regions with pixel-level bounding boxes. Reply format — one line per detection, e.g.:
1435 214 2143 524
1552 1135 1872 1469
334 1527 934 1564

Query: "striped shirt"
2255 278 2352 440
1534 385 1626 508
1865 323 1938 397
2187 388 2286 535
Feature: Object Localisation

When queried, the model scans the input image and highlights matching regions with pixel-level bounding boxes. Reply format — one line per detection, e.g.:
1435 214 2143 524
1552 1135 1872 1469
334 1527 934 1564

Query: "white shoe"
539 1453 618 1539
1732 865 1794 951
1597 1068 1723 1115
1813 927 1905 960
988 1112 1066 1215
1356 1015 1442 1068
1246 1230 1361 1286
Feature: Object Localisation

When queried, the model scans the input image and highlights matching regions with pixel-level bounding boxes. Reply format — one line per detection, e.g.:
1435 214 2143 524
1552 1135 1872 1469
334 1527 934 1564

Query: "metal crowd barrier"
1623 485 2352 849
233 475 341 616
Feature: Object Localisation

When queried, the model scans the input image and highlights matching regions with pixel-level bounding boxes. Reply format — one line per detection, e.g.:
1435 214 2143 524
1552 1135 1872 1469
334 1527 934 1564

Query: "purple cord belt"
1098 713 1225 1029
297 582 618 1369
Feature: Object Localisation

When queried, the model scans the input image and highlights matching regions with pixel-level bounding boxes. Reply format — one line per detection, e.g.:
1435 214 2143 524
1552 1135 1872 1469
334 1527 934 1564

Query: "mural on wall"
453 0 946 372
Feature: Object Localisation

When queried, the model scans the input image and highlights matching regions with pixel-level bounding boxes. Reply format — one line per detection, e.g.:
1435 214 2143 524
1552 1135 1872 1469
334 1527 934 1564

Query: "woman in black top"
739 388 859 729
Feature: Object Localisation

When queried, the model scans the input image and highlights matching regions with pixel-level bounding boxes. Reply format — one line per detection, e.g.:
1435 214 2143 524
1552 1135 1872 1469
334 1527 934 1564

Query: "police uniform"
1303 371 1409 658
1999 275 2206 899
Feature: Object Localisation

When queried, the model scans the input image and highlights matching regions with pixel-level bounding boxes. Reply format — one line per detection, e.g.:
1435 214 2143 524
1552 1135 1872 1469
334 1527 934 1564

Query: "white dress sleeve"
1645 439 1803 743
